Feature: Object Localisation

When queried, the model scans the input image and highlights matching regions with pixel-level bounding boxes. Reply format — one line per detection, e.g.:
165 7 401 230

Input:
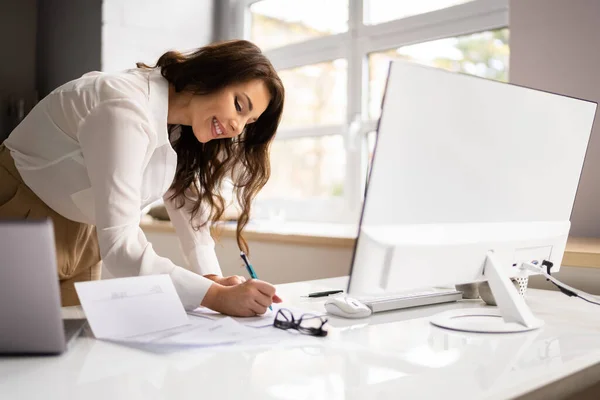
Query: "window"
363 0 474 25
368 28 509 119
249 0 348 51
278 60 348 129
229 0 509 223
260 136 346 199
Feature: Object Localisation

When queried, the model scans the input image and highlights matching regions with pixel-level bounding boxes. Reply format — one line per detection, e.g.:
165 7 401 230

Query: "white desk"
2 277 600 400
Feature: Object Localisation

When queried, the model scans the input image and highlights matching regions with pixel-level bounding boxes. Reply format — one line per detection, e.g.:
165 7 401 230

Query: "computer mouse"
324 296 372 319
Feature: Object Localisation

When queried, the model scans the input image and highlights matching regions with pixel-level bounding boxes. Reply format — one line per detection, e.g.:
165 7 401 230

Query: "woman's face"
189 79 271 143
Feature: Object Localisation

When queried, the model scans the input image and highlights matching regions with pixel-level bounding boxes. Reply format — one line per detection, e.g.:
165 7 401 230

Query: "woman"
0 40 285 317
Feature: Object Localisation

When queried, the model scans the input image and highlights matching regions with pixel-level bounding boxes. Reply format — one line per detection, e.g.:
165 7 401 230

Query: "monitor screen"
349 61 597 297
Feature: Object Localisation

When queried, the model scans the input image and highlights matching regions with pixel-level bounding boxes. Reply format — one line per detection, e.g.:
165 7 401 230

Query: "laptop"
0 219 86 354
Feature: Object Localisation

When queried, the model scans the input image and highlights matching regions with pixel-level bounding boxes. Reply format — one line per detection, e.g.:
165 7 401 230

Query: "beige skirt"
0 144 101 306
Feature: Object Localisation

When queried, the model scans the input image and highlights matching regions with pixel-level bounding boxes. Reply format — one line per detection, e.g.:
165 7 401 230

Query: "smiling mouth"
212 117 225 137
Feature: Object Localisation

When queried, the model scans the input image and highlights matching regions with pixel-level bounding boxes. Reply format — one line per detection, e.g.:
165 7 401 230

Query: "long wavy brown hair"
138 40 284 254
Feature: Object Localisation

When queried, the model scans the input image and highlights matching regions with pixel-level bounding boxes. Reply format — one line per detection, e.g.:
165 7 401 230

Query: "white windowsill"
140 216 357 247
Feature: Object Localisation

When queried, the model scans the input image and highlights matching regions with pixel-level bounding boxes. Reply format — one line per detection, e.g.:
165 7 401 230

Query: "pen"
305 290 344 298
240 251 272 311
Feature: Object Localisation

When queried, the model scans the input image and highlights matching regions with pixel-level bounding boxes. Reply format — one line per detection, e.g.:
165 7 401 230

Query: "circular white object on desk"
430 308 544 333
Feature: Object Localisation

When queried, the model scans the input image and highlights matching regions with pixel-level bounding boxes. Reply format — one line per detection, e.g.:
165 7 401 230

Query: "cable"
547 279 600 306
521 260 600 307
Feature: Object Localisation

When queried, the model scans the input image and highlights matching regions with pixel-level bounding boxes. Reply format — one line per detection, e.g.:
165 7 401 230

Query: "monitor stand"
430 251 544 333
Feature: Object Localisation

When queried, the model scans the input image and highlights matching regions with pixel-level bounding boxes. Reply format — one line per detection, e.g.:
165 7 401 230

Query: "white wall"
214 237 352 284
509 0 600 238
142 230 352 284
102 0 215 72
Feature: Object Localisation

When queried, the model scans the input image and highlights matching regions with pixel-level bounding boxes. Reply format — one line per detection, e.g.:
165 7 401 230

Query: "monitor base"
430 308 544 333
431 250 544 333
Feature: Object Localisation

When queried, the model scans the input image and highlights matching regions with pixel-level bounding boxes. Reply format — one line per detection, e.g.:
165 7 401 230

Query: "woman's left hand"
204 274 246 286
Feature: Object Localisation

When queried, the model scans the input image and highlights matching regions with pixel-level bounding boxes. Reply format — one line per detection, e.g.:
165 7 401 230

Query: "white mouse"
324 296 372 319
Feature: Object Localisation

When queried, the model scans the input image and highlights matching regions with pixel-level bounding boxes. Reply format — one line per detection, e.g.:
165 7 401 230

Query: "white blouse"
4 68 222 310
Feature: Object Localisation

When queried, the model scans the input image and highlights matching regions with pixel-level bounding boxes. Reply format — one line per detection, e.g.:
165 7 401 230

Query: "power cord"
541 260 579 299
521 260 600 307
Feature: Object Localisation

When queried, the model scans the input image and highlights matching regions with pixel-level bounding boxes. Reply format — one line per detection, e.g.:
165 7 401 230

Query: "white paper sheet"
188 303 325 328
75 275 189 340
115 317 264 346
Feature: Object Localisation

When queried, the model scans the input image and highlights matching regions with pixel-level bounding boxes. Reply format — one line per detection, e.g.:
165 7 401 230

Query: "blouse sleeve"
163 186 223 277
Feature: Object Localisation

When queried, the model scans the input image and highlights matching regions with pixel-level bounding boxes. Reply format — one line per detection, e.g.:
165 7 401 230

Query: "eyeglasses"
273 308 328 337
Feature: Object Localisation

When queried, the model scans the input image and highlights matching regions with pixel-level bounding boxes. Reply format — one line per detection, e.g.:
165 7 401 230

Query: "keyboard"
357 288 463 313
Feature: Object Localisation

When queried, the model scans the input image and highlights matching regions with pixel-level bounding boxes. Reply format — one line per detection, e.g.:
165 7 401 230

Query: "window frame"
224 0 509 223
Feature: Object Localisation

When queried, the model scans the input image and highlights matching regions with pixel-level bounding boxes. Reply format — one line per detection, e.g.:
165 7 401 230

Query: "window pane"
279 59 347 129
364 0 473 25
368 29 509 119
250 0 348 51
260 136 346 199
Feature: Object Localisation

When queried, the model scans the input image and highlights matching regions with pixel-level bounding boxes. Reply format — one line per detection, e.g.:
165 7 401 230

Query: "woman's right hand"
201 279 280 317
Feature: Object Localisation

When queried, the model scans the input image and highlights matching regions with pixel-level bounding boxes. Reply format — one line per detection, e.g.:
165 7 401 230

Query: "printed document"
75 275 261 346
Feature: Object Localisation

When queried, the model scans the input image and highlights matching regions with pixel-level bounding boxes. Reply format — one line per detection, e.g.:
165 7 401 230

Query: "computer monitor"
348 61 597 333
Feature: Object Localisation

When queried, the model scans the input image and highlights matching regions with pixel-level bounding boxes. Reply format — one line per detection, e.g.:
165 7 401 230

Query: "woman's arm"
164 188 254 287
78 98 214 310
162 187 223 276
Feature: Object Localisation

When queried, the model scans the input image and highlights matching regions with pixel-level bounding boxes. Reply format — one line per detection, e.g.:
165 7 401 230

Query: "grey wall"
36 0 102 97
0 0 37 141
510 0 600 237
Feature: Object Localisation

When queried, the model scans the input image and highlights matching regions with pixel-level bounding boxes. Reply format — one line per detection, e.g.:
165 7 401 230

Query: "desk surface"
2 277 600 400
